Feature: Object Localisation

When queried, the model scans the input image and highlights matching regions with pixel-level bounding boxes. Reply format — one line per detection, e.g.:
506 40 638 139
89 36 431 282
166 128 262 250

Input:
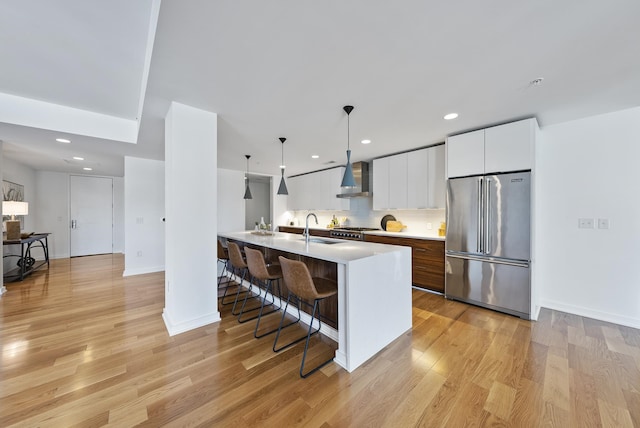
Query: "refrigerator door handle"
477 178 483 253
485 178 491 254
446 252 529 268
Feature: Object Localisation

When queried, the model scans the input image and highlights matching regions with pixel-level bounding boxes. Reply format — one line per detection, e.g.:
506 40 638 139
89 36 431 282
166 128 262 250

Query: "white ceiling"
1 0 639 178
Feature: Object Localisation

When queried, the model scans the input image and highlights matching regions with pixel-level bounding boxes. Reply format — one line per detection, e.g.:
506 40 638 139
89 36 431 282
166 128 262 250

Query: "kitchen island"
218 231 412 372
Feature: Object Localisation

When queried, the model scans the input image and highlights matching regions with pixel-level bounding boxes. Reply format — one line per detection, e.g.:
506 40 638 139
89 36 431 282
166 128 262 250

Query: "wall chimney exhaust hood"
337 161 371 198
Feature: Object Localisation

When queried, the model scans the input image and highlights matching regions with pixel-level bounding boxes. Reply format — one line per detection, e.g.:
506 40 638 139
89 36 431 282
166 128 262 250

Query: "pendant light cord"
347 113 350 150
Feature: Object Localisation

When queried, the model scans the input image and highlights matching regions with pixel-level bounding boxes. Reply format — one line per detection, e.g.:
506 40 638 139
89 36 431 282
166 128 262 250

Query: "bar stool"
244 247 284 338
274 256 338 378
226 242 258 316
217 239 233 305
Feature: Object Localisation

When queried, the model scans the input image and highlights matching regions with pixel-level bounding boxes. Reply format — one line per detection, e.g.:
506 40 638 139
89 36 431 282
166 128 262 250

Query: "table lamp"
3 201 28 240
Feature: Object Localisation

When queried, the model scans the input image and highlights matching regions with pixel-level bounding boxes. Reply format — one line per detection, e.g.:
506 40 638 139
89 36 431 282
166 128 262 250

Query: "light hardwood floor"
1 254 639 427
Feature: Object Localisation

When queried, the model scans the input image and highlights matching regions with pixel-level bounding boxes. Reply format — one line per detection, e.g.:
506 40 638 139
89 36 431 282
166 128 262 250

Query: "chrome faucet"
304 213 318 242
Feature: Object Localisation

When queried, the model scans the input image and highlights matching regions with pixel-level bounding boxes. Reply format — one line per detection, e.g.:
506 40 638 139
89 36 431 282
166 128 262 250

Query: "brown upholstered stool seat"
226 241 258 316
244 247 284 337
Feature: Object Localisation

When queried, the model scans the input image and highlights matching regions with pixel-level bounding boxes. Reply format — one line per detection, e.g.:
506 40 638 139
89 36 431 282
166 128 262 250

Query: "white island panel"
343 247 412 370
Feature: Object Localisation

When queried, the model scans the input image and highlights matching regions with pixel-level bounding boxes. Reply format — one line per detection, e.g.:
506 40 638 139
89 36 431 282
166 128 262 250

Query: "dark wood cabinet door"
364 234 445 292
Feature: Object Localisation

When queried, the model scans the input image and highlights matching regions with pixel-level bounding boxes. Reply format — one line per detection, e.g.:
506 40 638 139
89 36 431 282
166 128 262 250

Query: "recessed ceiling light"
311 155 319 159
83 167 93 171
56 138 71 143
73 156 84 160
444 113 459 120
361 139 371 145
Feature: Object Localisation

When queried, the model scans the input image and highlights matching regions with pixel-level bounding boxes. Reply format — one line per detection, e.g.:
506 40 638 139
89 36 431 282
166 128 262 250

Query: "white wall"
3 159 36 232
272 178 289 230
34 171 125 260
217 168 245 233
163 102 219 335
244 180 270 230
536 106 640 328
113 177 124 253
123 157 165 276
35 171 70 259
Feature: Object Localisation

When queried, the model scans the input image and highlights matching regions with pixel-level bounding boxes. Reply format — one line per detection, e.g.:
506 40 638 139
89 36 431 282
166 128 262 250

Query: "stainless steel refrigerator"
445 171 531 319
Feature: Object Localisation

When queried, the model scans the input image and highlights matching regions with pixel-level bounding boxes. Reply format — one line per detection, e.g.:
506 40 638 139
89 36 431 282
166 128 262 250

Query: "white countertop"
219 231 407 264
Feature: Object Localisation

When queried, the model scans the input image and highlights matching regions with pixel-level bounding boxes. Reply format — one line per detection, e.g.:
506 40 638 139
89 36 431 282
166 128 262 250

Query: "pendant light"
243 154 253 199
277 137 289 195
341 105 357 188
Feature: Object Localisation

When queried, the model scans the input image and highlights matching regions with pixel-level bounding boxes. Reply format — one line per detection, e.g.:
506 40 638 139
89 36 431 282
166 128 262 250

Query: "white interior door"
70 176 113 257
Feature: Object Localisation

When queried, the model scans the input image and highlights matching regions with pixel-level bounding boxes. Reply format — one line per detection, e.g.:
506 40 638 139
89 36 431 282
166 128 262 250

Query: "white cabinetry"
426 145 445 209
388 153 408 209
372 157 390 210
484 119 535 173
329 167 350 211
446 118 537 178
446 130 484 177
373 145 445 210
286 167 348 211
407 149 428 208
286 175 302 210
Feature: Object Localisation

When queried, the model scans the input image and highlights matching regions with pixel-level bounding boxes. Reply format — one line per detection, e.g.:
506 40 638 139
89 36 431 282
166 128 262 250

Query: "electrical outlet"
578 218 594 229
136 217 144 224
137 250 143 257
598 218 610 229
426 223 432 230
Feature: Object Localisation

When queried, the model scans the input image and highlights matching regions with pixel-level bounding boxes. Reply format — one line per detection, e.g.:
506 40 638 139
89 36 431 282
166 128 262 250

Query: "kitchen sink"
300 237 342 245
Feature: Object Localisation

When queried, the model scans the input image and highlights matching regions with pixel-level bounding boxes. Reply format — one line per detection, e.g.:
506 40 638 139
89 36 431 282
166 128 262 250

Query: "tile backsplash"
283 197 445 237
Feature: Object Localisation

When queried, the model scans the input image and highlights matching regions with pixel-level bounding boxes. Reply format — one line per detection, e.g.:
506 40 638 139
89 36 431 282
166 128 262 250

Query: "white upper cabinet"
407 148 428 208
446 129 484 178
318 167 349 210
388 153 408 209
484 118 535 173
286 175 300 210
373 145 445 210
447 118 537 178
372 157 390 210
427 145 445 209
328 167 350 211
286 167 348 211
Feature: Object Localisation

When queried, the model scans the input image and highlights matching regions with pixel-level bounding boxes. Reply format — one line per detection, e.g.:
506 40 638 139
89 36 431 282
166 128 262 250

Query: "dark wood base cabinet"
364 235 445 293
278 226 331 238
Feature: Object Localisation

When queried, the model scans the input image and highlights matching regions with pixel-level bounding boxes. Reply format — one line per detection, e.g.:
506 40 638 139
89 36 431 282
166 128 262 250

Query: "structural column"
163 102 219 335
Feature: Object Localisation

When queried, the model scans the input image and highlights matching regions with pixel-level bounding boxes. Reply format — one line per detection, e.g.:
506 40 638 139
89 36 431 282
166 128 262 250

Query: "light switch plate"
578 218 594 229
598 218 610 229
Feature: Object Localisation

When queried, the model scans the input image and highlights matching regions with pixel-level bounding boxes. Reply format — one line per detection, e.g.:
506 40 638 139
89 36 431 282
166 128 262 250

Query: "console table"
3 233 50 281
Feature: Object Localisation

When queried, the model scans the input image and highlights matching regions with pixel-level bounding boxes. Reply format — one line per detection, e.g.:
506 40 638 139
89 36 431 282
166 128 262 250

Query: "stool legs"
230 267 253 316
253 279 285 338
237 275 275 323
218 259 236 306
300 299 333 378
272 293 321 353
